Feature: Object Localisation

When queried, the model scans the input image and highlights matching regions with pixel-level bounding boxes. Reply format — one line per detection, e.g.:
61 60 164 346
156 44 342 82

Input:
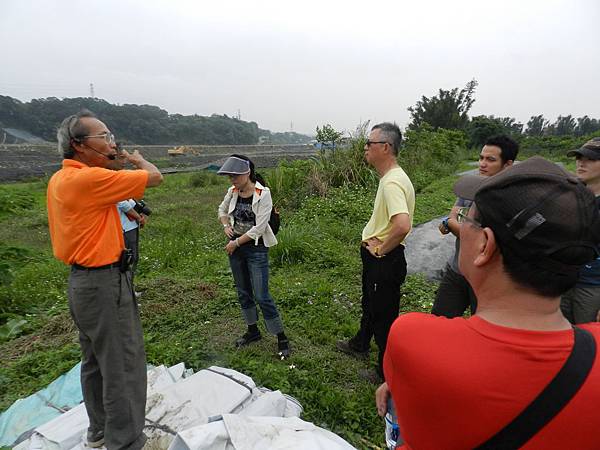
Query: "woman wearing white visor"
217 155 290 358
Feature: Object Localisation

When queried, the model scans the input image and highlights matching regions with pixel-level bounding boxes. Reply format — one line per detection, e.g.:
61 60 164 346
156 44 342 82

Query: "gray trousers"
560 285 600 324
68 267 147 450
431 265 477 318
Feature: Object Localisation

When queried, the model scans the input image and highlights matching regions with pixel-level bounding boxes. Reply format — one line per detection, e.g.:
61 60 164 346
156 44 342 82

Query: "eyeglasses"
456 207 482 227
365 140 389 147
81 132 115 144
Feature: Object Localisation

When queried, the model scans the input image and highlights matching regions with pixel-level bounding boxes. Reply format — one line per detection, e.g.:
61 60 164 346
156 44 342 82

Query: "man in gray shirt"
432 135 519 317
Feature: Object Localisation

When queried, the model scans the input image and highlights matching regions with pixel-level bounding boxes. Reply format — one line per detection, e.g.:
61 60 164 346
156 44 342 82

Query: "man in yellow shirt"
337 122 415 382
47 110 162 450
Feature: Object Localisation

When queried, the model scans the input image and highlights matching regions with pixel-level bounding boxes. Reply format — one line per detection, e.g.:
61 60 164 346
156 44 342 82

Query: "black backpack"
256 186 280 234
269 207 280 235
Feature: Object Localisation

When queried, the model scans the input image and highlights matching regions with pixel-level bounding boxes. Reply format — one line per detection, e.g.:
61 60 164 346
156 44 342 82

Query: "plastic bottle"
385 397 400 449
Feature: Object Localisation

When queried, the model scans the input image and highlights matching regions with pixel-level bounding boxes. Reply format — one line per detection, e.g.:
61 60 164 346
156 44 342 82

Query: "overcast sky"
1 0 599 135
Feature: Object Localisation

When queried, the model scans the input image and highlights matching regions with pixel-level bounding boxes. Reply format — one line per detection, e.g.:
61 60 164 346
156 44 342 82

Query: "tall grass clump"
307 121 377 195
265 160 312 210
267 122 378 209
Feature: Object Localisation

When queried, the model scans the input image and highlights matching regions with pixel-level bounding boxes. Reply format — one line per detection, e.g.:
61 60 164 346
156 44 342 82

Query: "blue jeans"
228 242 284 334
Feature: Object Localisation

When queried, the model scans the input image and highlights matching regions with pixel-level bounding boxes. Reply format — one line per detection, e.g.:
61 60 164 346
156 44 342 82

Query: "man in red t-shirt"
376 157 600 449
47 110 162 450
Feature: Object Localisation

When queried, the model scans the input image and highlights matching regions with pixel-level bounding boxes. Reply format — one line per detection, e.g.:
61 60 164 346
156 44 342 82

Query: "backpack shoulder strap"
475 326 596 450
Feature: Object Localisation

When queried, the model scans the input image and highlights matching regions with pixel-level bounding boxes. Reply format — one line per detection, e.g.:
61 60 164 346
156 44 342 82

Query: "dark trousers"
68 267 147 450
350 245 407 378
561 285 600 324
431 265 477 318
123 227 139 279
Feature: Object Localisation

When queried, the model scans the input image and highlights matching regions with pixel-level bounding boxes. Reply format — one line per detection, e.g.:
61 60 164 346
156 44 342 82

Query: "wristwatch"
440 217 450 234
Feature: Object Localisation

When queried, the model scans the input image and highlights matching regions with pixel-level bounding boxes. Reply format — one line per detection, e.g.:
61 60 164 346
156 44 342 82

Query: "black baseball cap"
454 156 600 275
567 137 600 160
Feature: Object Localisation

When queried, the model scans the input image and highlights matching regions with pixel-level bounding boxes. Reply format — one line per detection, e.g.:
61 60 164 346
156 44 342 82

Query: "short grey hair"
56 109 96 159
372 122 402 156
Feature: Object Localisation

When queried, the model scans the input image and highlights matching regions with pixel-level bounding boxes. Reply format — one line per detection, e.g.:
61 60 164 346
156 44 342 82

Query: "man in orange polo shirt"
47 110 162 450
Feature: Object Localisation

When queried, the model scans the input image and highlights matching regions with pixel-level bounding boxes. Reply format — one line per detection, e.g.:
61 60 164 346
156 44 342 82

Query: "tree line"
407 80 600 147
0 96 311 145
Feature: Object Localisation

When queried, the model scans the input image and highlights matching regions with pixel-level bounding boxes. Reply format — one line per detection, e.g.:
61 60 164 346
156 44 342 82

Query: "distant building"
0 128 47 144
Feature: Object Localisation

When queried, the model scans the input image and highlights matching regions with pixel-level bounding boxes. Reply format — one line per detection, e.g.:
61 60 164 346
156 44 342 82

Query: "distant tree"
0 96 25 128
498 117 524 135
315 124 343 149
408 79 478 130
525 115 548 136
467 115 523 148
575 116 600 136
467 116 505 148
552 115 577 136
0 95 268 145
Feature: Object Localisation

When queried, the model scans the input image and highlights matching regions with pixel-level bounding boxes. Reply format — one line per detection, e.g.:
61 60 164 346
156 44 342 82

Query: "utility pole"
89 83 95 99
290 121 293 131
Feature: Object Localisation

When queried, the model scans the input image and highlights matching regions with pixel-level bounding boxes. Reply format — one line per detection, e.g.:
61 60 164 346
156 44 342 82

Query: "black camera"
133 199 152 216
119 248 134 273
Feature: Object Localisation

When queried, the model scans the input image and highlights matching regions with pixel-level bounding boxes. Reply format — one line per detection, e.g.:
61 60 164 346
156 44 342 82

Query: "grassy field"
1 134 577 449
0 157 458 448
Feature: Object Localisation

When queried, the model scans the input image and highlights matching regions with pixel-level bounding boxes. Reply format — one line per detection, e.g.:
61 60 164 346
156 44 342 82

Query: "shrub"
401 126 468 192
519 132 600 159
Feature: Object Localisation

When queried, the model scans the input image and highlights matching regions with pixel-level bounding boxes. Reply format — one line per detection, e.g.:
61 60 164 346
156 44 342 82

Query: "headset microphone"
82 142 116 160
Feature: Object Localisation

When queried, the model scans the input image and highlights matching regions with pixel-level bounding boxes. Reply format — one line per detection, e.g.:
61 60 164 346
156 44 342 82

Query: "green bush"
401 126 468 192
520 132 600 159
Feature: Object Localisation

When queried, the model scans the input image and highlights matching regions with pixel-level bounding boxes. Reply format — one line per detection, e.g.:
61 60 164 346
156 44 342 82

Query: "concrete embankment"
0 144 318 182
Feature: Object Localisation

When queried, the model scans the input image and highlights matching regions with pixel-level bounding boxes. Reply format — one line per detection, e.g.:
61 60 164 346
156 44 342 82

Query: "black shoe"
336 340 369 360
235 330 262 348
87 429 105 448
359 368 383 384
278 338 291 359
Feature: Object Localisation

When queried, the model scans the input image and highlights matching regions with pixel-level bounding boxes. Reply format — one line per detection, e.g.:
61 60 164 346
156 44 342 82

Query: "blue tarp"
0 362 83 447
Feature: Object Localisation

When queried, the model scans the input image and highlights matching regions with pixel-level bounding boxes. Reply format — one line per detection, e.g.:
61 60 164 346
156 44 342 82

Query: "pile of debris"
0 363 356 450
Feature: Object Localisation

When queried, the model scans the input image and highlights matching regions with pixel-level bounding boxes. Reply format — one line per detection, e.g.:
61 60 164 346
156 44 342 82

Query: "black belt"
71 261 120 271
360 242 405 255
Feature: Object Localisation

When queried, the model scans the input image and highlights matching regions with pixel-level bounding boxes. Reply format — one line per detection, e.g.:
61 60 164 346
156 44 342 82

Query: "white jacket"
218 181 278 247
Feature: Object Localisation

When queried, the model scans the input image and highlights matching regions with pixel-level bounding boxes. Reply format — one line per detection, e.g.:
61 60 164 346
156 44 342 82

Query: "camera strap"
475 326 596 449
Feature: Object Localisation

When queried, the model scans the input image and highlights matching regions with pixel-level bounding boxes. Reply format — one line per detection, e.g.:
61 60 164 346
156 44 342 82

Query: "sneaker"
235 330 262 348
87 429 105 448
277 338 291 359
336 340 369 360
359 368 383 384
